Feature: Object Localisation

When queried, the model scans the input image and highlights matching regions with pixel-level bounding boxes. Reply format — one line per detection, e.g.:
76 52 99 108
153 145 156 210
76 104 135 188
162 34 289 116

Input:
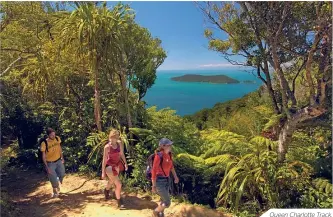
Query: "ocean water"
143 69 262 116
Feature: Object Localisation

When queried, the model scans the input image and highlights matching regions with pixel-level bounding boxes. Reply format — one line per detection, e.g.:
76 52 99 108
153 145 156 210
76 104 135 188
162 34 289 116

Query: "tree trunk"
305 31 321 105
271 40 292 117
278 106 326 162
118 52 133 129
93 56 102 132
263 61 280 114
118 68 133 129
267 53 297 107
118 67 133 155
316 29 331 106
240 2 280 114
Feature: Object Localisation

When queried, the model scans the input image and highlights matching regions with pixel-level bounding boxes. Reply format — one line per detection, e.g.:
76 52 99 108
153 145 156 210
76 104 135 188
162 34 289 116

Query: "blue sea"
143 69 262 116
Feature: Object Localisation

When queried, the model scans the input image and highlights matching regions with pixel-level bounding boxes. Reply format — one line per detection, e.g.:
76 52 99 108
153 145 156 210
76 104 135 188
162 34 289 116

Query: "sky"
117 1 243 71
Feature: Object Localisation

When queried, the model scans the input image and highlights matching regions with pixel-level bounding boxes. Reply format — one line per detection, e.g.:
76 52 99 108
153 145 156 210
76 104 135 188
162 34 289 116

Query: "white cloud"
198 63 237 68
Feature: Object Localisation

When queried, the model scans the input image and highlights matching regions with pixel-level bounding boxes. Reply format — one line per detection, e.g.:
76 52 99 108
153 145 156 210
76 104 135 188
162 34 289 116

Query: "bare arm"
171 167 178 179
171 162 179 183
42 151 52 174
59 145 64 161
119 140 127 165
151 154 160 187
40 141 49 170
42 151 48 168
102 145 109 175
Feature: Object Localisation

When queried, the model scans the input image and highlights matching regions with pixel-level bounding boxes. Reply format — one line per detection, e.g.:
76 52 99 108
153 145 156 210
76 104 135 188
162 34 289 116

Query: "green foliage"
146 106 202 155
287 128 332 179
187 90 273 137
197 128 331 213
0 1 166 173
200 129 248 158
1 2 332 216
264 114 285 131
300 178 333 208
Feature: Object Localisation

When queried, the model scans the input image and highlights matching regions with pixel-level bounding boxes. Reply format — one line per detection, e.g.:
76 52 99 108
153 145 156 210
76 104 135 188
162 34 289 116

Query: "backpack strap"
44 139 49 152
157 152 167 177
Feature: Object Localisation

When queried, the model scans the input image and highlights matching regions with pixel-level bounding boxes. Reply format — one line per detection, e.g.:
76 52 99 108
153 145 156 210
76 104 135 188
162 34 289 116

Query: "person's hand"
125 163 128 171
61 158 65 164
174 176 179 184
46 167 53 174
101 172 106 180
152 186 157 193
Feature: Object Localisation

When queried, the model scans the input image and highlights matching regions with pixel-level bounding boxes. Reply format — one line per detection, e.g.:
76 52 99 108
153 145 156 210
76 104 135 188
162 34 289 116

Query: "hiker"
41 128 65 198
152 138 179 217
101 129 128 208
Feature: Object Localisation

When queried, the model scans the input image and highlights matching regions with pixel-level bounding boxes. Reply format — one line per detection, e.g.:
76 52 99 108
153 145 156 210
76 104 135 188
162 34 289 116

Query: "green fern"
264 114 285 131
249 136 277 151
205 154 238 174
201 130 247 158
175 153 207 172
313 178 333 194
86 131 108 163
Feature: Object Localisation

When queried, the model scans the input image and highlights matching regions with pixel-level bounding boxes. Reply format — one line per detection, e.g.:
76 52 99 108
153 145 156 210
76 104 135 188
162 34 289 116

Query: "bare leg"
155 204 166 213
113 178 122 200
106 178 113 191
105 166 122 200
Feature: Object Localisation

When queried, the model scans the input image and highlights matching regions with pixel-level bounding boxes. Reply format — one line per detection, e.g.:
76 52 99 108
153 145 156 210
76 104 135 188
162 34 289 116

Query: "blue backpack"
145 152 166 180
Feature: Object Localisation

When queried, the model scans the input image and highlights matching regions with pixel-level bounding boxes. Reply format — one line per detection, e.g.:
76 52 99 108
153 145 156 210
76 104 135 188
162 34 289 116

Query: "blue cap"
159 138 173 146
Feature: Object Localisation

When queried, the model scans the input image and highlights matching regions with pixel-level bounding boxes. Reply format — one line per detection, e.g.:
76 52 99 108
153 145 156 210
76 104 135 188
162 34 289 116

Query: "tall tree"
61 2 132 131
199 1 332 162
124 24 167 101
108 15 166 129
198 2 280 114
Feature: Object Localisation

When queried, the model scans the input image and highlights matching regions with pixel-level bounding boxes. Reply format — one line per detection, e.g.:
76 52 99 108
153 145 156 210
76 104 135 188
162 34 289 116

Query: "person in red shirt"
152 138 179 217
101 129 128 208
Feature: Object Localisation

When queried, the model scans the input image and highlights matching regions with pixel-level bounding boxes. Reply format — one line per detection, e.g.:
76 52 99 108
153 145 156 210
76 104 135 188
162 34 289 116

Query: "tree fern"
205 154 238 174
86 131 108 163
175 153 206 171
201 130 248 158
249 136 277 152
312 178 332 194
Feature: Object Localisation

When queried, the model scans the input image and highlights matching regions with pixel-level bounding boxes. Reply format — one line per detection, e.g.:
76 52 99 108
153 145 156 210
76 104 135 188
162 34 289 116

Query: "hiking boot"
152 211 164 217
152 211 159 217
117 198 124 208
52 193 59 198
104 188 110 200
110 191 116 199
154 211 165 217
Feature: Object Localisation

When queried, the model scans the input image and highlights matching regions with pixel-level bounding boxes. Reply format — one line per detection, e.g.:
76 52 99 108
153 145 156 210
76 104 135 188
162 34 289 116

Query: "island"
171 74 240 84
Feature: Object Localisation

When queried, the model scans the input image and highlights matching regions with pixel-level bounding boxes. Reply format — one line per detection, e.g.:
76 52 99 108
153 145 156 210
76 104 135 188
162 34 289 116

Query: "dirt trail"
1 169 231 217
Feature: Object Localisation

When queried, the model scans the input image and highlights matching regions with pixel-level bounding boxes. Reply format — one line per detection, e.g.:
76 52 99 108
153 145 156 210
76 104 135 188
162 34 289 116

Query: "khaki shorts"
105 165 120 181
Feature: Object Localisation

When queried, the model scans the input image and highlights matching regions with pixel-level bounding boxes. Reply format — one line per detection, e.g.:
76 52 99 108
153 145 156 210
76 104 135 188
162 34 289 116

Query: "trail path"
1 169 231 217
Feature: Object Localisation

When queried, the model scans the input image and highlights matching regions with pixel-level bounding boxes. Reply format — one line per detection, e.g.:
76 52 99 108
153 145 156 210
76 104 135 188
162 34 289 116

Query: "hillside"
1 2 332 217
171 74 240 84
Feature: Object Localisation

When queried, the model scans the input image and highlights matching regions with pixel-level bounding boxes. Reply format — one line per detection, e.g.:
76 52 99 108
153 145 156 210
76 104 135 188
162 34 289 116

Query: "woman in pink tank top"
101 129 128 208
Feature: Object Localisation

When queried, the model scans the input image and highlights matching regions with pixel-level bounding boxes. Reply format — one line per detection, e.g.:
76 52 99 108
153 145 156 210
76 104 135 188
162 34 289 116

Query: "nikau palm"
61 2 133 131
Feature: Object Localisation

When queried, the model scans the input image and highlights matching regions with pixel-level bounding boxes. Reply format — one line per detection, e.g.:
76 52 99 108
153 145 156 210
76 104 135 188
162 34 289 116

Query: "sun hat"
159 138 173 146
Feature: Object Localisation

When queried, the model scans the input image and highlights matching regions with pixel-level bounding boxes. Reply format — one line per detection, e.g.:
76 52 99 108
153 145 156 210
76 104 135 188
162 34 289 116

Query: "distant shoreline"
171 74 240 84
